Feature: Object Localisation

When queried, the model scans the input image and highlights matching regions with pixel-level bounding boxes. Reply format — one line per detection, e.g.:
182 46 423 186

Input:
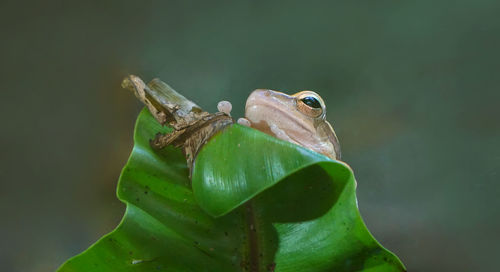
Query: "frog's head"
243 89 341 160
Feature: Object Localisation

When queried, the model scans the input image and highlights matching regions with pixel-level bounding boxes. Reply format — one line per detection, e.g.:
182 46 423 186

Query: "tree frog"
236 89 341 160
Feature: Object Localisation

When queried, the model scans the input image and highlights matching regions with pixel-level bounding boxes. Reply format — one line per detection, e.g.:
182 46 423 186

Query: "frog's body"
237 89 341 160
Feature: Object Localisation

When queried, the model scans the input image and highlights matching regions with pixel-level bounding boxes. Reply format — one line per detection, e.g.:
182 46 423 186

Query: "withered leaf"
122 75 234 174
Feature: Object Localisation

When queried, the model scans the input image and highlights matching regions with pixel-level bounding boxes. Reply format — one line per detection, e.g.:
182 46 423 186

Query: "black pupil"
301 96 321 109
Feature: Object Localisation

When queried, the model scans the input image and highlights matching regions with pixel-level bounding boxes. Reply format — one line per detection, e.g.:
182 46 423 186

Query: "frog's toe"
237 118 251 127
217 101 232 115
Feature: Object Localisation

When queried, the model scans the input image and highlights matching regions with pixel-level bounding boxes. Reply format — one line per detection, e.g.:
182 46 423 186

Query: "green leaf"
58 108 405 272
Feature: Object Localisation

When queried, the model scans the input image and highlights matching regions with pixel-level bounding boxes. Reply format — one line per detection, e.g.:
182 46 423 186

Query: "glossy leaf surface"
58 109 405 272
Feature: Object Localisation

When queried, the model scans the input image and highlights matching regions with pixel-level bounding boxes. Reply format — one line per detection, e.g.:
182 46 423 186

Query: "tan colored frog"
236 89 341 160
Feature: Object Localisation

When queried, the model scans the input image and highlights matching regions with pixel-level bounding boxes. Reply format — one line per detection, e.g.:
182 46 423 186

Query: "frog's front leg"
215 100 254 128
218 100 251 127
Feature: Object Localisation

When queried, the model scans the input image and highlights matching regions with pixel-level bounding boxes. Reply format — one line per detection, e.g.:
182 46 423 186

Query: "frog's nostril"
250 89 271 98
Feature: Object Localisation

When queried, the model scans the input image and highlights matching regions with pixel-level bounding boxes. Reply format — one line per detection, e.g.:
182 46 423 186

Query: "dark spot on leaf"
136 198 140 202
144 191 148 194
240 260 249 269
224 231 228 236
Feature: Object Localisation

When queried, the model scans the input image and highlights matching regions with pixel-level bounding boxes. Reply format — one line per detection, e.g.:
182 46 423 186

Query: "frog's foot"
237 117 251 127
217 101 232 116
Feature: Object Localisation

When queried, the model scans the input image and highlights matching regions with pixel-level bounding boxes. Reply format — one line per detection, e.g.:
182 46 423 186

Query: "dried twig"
122 75 234 175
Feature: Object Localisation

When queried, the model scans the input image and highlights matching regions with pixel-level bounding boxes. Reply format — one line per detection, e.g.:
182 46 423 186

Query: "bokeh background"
1 1 499 271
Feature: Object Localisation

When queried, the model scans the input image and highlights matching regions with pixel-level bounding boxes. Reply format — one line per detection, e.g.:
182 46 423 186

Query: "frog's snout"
246 89 270 109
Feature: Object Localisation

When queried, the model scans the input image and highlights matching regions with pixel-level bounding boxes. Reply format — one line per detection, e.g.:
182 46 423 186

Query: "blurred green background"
1 1 499 271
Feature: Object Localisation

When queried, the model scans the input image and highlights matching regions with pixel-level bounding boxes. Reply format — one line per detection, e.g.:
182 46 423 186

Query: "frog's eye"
301 96 322 109
295 92 324 118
